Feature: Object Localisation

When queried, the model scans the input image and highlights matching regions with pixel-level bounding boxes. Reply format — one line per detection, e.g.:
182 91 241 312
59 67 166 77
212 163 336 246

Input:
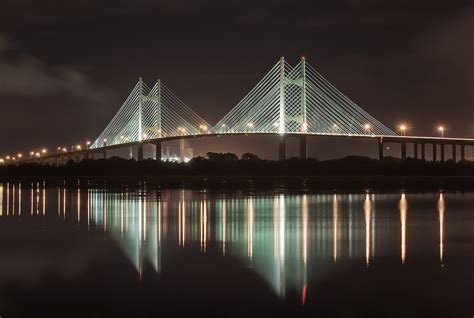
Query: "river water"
0 181 472 317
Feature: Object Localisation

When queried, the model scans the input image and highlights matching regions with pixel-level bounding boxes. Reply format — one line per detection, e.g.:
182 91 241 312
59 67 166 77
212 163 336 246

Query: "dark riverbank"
2 155 474 190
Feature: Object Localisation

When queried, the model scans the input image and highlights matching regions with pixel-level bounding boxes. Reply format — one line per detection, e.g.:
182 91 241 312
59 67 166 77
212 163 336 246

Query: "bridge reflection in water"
0 183 449 303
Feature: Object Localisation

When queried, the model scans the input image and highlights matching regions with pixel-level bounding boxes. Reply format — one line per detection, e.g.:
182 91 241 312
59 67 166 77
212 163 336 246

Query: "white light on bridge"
399 124 407 136
302 122 308 132
438 126 445 138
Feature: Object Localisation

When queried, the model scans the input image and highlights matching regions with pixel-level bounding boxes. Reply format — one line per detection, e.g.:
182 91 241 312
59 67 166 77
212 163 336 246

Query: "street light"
399 124 407 136
364 123 372 135
199 125 208 133
438 126 445 138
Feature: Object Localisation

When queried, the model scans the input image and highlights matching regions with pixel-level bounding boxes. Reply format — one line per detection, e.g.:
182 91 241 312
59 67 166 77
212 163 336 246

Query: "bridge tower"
279 56 308 160
148 79 162 161
299 57 307 158
278 57 286 160
137 78 144 160
138 79 163 160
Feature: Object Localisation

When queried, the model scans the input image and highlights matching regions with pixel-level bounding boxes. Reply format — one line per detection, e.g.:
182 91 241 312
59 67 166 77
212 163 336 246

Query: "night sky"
1 0 473 159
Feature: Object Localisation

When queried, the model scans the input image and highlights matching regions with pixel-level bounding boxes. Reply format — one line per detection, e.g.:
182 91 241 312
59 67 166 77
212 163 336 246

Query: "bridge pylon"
91 78 210 156
213 56 396 138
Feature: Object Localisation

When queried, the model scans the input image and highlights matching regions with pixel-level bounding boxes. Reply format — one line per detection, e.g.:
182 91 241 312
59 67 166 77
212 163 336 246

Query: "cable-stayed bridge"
3 57 474 165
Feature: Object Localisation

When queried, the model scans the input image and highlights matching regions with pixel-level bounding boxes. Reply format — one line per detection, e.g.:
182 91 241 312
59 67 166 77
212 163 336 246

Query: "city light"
86 141 91 146
76 145 82 150
0 159 4 164
41 149 47 154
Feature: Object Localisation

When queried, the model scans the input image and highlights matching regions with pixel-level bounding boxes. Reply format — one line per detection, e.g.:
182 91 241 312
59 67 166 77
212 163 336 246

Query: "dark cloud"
0 34 108 103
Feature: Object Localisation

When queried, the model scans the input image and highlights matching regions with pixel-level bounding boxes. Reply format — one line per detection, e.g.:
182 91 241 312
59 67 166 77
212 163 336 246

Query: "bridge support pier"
102 150 107 159
433 144 437 162
152 141 162 161
452 144 456 162
378 138 383 160
414 143 418 159
461 145 466 161
299 135 307 159
441 144 445 162
138 143 144 161
401 141 406 160
278 135 286 161
421 143 426 160
179 139 185 162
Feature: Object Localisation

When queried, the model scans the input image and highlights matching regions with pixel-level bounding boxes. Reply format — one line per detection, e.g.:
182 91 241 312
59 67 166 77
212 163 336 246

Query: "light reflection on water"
0 180 469 313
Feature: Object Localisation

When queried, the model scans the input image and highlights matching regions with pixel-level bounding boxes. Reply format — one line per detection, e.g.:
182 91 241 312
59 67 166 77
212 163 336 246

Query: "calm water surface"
0 181 472 317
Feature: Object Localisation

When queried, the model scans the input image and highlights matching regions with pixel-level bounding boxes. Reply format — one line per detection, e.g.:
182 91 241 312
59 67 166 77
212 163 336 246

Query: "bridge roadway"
21 133 474 165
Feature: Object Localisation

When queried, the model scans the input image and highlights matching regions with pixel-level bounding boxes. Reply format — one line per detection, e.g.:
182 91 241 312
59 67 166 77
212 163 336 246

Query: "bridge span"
2 56 474 165
22 133 474 166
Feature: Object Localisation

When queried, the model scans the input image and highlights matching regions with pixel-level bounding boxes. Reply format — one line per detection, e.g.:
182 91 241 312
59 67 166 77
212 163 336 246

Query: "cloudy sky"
0 0 473 159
